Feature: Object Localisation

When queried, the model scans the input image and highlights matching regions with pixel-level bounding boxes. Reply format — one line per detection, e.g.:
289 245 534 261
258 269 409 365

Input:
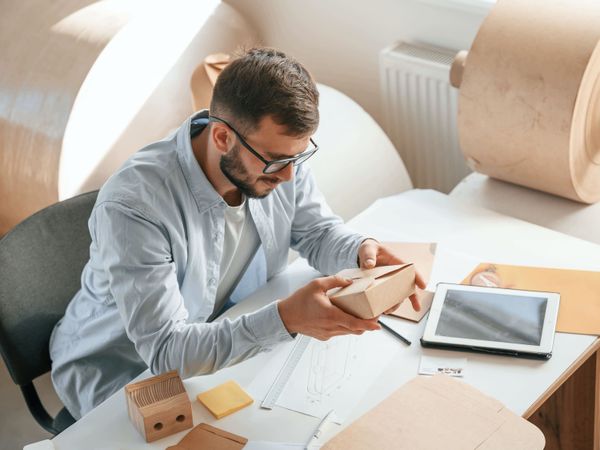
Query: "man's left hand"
357 239 427 312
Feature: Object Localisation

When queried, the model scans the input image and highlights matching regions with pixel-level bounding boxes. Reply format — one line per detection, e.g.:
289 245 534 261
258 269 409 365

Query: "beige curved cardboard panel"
0 1 257 235
0 0 125 236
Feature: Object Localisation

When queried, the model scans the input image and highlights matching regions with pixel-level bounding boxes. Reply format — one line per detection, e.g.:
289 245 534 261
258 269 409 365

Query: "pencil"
378 319 412 345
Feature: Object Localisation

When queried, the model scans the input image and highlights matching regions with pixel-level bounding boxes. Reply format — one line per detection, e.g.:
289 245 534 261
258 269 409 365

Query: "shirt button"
214 232 220 240
209 278 216 286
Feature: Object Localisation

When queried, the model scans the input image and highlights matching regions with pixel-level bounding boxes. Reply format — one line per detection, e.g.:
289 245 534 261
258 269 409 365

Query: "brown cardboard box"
328 264 416 319
384 242 437 322
323 375 545 450
166 423 247 450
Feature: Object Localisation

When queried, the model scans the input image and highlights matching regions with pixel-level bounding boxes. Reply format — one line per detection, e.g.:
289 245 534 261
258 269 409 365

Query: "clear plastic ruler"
261 334 311 409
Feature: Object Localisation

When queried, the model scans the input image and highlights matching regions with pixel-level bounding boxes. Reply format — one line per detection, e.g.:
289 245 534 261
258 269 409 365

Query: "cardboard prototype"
464 263 600 336
323 375 545 450
384 242 436 322
125 371 193 443
166 423 247 450
197 380 253 419
456 0 600 203
329 264 416 319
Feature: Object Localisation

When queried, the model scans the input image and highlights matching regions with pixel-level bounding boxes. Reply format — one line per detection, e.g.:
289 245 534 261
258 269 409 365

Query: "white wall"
224 0 490 126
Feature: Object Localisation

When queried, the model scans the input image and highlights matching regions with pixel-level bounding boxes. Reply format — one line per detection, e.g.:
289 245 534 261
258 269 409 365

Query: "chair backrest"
0 190 98 386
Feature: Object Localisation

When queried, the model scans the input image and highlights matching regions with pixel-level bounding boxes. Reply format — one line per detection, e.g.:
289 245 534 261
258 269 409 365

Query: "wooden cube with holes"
125 370 193 442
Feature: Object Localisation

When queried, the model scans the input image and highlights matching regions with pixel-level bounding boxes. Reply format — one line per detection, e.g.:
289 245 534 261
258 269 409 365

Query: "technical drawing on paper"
254 328 400 422
306 336 358 405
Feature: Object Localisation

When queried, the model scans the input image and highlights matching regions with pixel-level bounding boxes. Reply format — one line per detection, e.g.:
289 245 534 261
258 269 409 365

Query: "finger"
314 329 347 341
335 310 381 331
313 275 353 292
327 324 366 335
375 248 428 290
358 239 378 269
415 271 427 290
334 326 366 336
376 248 405 266
409 293 421 312
332 325 369 336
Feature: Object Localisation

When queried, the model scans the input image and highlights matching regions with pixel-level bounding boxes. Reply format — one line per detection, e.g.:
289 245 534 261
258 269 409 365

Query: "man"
50 48 424 420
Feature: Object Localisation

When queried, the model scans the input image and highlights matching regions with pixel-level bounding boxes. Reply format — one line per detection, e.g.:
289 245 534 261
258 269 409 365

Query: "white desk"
51 190 600 449
451 172 600 246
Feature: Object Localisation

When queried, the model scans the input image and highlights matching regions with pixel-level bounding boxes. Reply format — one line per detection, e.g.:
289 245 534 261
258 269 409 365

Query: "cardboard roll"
452 0 600 203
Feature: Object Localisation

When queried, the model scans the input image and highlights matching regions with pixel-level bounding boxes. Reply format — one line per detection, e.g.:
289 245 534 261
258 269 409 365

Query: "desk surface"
450 172 600 246
51 189 600 449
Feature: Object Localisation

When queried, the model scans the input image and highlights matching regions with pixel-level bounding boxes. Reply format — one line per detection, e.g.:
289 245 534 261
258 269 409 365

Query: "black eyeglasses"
209 115 319 174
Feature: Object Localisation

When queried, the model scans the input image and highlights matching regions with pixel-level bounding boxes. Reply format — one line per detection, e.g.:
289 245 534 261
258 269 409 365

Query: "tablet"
421 283 560 360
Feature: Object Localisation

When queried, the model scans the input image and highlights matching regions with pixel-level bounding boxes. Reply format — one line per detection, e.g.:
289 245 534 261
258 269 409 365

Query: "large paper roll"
457 0 600 203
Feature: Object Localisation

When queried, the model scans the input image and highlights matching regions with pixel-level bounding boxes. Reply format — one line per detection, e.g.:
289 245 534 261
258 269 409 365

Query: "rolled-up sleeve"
290 165 367 275
93 201 293 379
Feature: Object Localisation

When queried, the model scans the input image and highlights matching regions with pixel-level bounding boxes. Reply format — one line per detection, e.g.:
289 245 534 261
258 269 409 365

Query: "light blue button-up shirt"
50 111 366 419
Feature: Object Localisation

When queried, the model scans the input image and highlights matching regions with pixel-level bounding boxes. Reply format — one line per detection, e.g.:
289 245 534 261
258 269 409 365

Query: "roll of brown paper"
457 0 600 203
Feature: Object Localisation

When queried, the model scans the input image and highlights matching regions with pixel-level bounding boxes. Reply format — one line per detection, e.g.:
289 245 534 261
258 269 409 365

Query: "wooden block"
125 371 193 443
196 380 253 419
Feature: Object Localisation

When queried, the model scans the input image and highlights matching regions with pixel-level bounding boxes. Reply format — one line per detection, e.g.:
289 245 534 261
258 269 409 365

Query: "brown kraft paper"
457 0 600 203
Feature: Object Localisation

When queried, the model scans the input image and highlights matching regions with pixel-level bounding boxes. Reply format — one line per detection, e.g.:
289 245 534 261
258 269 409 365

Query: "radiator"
380 42 471 193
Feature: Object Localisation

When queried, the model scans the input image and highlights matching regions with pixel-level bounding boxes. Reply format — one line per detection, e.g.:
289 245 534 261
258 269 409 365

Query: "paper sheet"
23 441 54 450
463 263 600 335
419 355 467 377
249 329 400 423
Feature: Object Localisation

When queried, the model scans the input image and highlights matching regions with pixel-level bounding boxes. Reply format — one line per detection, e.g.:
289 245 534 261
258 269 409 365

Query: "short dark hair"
210 47 319 137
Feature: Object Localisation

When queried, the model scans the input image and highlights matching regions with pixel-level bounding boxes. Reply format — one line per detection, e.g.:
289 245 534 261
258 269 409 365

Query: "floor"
0 360 63 450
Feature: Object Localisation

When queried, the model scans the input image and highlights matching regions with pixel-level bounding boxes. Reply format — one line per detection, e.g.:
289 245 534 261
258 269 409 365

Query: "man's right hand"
277 276 381 341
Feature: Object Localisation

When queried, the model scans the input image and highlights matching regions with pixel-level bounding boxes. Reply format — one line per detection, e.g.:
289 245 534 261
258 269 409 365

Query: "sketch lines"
306 336 359 405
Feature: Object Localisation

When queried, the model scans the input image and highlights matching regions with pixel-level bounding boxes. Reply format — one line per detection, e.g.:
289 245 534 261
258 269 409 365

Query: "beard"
219 144 279 199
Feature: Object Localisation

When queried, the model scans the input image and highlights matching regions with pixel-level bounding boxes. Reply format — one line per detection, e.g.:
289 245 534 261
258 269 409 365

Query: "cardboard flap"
329 276 376 298
323 375 545 450
166 423 247 450
336 264 412 281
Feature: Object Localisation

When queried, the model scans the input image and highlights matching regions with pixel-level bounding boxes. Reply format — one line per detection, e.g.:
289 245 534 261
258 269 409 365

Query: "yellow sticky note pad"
197 380 253 419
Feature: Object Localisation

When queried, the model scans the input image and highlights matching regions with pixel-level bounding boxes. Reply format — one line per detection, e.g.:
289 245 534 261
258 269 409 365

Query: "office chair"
0 190 98 435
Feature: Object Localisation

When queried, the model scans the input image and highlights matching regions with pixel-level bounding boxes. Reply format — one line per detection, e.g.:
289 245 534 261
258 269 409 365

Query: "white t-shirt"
214 196 260 311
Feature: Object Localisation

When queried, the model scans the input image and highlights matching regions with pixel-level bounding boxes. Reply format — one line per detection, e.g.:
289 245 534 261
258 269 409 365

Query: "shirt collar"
176 110 225 213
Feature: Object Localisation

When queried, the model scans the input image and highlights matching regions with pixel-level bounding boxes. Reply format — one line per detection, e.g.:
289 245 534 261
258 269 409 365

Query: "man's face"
219 116 312 198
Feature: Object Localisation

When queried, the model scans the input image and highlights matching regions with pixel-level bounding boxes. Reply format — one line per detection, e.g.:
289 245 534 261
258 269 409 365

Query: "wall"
224 0 491 126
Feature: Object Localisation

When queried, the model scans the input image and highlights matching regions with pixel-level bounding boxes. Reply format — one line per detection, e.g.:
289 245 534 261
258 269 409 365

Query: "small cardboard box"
328 264 416 319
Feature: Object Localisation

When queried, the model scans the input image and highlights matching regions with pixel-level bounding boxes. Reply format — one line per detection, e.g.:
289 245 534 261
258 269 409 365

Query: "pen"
378 319 412 345
305 409 335 449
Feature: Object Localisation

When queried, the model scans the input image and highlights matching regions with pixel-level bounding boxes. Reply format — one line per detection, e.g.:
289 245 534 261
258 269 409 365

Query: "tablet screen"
435 289 548 345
